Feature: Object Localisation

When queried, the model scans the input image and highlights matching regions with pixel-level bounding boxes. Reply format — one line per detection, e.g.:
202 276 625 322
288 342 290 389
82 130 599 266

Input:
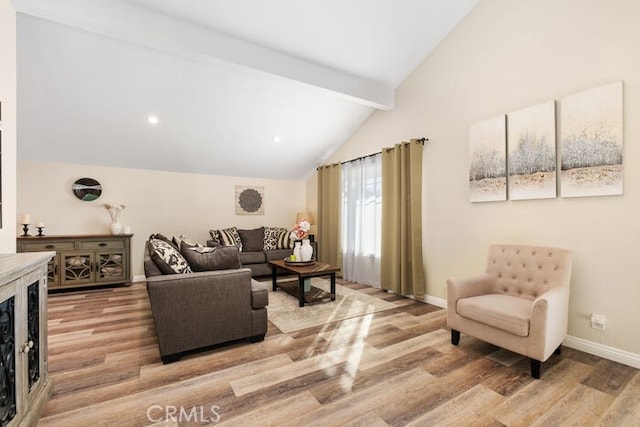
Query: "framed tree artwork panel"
469 115 507 202
507 100 557 200
559 82 623 197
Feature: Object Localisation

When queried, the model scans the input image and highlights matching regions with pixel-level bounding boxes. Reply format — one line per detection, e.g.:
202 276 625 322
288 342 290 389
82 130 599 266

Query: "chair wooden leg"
530 359 541 379
451 329 460 345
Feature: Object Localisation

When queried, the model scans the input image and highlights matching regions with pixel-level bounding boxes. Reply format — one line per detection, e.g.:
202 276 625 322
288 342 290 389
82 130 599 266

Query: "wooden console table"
17 234 133 291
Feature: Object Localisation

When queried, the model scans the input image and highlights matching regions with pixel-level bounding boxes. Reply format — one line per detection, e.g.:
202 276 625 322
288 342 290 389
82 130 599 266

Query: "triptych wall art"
469 81 623 202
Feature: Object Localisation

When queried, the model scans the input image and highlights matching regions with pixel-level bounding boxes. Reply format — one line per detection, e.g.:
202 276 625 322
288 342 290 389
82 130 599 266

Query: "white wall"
320 0 640 356
18 160 306 277
0 0 17 252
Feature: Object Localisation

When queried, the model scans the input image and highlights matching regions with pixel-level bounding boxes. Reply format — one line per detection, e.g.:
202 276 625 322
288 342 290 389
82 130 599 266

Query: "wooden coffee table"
269 259 340 307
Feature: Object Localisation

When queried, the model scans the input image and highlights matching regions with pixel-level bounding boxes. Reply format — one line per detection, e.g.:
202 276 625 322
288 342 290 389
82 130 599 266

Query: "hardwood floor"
39 281 639 426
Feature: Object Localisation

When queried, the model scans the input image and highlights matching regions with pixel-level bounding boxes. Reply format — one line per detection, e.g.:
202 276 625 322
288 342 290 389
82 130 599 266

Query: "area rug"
265 278 396 333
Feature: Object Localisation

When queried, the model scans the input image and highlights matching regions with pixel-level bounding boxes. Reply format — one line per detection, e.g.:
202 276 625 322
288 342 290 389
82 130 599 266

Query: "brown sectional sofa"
207 226 315 277
206 242 294 277
144 240 268 363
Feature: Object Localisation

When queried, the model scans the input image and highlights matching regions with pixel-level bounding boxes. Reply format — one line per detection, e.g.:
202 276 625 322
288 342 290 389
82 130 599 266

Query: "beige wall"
320 0 640 356
18 160 306 277
0 0 17 252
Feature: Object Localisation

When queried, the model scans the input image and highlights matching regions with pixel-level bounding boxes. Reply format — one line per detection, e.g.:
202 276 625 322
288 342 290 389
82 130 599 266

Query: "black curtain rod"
318 137 429 168
341 151 381 165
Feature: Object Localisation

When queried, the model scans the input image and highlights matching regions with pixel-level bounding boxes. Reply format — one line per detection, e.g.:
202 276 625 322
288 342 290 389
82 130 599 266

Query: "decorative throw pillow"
238 227 265 252
180 242 241 272
276 228 293 249
172 234 201 249
264 227 283 250
149 233 178 250
208 229 221 244
148 238 192 274
209 227 242 250
264 227 291 250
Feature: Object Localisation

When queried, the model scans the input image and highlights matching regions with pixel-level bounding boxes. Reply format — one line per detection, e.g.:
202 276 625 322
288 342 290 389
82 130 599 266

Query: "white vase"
109 221 123 235
300 239 313 262
293 241 301 261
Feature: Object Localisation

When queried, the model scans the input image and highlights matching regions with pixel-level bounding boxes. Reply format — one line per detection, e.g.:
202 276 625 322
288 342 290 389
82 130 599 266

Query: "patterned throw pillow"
277 228 293 249
263 227 293 250
208 229 220 244
147 238 192 274
172 234 201 249
149 233 178 250
209 227 242 250
264 227 285 250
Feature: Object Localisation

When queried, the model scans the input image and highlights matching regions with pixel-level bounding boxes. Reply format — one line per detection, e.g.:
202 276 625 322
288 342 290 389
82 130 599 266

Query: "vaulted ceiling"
12 0 478 179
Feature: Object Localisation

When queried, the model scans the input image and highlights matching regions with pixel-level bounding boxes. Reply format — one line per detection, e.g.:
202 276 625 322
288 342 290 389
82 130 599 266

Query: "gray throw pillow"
238 227 265 252
180 241 241 272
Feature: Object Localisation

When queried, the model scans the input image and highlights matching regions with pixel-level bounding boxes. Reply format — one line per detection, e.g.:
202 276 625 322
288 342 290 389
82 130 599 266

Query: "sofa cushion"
239 251 266 265
457 294 532 337
210 227 243 250
180 242 241 272
238 227 265 252
148 238 192 274
264 248 294 262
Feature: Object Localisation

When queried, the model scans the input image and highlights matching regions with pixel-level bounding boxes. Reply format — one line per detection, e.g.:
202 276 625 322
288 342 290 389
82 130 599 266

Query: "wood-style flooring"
38 281 640 426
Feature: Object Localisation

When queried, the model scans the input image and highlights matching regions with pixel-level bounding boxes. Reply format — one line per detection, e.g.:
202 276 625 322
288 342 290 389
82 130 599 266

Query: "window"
341 154 382 286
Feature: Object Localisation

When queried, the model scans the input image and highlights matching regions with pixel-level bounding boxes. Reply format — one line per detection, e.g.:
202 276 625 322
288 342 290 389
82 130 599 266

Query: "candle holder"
36 226 45 237
22 224 31 237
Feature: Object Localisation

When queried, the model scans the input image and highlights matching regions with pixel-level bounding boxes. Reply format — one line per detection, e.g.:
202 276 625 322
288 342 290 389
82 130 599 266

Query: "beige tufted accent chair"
447 244 573 378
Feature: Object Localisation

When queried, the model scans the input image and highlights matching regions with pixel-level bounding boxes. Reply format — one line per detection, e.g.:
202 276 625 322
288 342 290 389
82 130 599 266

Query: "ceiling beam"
11 0 394 110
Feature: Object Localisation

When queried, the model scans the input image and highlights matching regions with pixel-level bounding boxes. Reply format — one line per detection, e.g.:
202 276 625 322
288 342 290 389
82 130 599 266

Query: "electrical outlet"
591 314 606 331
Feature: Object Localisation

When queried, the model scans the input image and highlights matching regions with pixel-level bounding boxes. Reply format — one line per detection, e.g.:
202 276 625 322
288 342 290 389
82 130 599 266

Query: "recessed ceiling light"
147 114 159 125
272 136 281 143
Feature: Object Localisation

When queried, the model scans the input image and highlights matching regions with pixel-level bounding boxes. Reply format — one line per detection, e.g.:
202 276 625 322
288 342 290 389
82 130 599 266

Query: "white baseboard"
424 295 447 308
563 335 640 369
132 274 146 283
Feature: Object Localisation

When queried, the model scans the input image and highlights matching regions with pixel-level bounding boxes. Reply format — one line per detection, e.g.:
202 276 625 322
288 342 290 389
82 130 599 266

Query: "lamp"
296 211 314 224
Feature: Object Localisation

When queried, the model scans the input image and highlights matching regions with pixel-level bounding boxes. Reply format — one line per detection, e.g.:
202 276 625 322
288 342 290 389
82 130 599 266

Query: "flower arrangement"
104 203 125 223
290 219 311 241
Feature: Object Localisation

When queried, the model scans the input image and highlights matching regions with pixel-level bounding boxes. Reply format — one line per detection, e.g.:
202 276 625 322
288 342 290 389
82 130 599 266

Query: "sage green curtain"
316 163 342 268
381 140 425 298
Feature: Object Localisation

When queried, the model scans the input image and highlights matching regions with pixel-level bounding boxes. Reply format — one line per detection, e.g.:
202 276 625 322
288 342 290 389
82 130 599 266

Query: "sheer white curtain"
341 154 382 287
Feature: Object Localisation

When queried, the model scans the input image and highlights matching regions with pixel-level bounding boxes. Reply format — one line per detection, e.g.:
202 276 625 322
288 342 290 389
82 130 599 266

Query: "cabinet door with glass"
0 254 52 426
95 250 126 283
61 251 94 286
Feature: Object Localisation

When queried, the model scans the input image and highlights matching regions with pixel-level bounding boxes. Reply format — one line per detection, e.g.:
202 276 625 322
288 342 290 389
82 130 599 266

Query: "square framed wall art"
235 185 265 215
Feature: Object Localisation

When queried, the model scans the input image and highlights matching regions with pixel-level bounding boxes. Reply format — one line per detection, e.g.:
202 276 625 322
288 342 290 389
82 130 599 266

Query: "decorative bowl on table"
284 257 316 266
